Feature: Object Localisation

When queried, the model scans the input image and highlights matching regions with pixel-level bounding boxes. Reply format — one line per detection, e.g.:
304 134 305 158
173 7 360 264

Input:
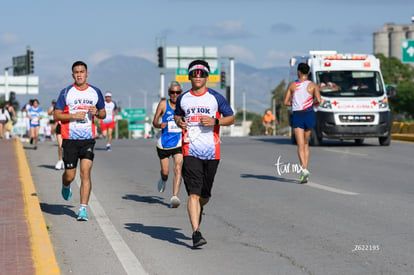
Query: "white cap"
105 92 112 97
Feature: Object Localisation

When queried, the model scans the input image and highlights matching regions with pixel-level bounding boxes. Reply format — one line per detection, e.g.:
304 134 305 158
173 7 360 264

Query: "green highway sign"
121 108 146 130
402 40 414 63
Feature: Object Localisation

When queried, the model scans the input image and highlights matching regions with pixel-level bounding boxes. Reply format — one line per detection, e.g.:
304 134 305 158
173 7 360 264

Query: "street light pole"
160 72 165 99
229 57 235 112
4 66 13 101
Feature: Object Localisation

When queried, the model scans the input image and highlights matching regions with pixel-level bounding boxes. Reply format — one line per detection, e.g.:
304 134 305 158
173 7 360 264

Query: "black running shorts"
62 139 96 169
182 156 219 198
156 146 182 159
56 123 61 135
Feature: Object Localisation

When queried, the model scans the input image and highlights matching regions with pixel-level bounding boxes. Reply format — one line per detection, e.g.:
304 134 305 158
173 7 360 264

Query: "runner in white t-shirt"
174 60 234 248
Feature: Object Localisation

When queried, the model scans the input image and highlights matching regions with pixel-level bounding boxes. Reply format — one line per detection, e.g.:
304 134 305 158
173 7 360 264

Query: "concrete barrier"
391 122 414 142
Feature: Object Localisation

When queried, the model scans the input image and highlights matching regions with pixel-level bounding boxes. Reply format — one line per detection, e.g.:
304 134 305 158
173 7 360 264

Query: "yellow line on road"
15 139 60 275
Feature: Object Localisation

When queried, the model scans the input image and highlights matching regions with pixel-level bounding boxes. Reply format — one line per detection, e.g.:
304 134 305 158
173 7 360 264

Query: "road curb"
15 139 60 275
391 134 414 142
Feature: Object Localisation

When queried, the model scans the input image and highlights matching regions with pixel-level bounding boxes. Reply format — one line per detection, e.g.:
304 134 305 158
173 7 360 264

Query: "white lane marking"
322 148 367 157
306 181 359 195
75 179 147 275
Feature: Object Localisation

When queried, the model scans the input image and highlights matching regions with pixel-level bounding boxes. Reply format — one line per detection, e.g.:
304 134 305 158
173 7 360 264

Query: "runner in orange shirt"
262 109 275 135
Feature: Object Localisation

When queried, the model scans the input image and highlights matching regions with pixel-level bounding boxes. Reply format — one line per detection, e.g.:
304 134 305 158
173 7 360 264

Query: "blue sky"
0 0 413 77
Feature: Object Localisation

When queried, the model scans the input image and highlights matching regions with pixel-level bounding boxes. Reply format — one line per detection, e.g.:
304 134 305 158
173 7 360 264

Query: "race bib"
167 120 181 133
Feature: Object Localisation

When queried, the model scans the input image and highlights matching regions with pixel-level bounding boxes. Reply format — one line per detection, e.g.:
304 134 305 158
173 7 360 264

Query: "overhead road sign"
121 108 146 130
0 75 39 95
165 46 218 70
402 40 414 63
166 46 219 83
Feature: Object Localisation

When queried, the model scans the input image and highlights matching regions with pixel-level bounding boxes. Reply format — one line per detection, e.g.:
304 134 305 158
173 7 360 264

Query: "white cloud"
262 49 303 67
123 48 156 63
0 33 18 45
220 44 256 63
311 28 337 36
88 50 113 65
189 20 253 40
270 23 296 34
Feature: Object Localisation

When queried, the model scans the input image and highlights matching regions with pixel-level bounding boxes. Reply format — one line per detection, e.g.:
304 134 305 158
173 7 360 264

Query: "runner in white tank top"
283 63 321 184
292 80 314 111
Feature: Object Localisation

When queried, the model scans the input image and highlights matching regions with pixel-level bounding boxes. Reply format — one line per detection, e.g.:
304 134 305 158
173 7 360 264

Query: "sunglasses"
189 69 209 78
169 90 182 95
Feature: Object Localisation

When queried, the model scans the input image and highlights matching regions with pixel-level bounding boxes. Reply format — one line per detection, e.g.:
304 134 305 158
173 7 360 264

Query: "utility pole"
4 66 13 101
229 57 235 112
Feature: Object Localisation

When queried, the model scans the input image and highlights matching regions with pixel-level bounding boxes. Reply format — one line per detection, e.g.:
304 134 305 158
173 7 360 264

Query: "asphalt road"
25 136 414 275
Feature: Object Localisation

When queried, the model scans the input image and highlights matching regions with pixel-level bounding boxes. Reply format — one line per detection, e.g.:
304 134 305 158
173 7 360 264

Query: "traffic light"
157 46 164 68
26 49 34 74
220 71 226 88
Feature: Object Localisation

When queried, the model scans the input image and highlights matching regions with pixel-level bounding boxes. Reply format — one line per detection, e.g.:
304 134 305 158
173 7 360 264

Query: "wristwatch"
215 118 219 126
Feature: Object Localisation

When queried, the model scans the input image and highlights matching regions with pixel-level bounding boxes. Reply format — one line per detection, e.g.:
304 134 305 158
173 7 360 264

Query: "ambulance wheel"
310 129 322 146
379 134 391 146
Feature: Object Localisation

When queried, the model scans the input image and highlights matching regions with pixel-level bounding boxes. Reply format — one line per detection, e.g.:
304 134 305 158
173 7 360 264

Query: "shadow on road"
240 173 298 184
125 223 192 248
38 164 58 170
253 137 293 145
40 203 77 218
122 194 170 207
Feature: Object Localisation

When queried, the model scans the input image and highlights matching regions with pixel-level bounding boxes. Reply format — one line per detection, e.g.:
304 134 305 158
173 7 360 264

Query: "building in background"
373 17 414 66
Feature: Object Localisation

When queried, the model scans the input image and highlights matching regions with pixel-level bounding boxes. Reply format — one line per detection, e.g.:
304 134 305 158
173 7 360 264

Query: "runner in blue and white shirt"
54 61 106 222
152 81 183 208
27 99 42 149
174 60 234 248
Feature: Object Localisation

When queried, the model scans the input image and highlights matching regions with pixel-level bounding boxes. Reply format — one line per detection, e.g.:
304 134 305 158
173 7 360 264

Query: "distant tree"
235 108 260 121
376 53 414 84
270 79 289 133
376 53 414 119
249 114 265 136
118 120 129 138
390 80 414 120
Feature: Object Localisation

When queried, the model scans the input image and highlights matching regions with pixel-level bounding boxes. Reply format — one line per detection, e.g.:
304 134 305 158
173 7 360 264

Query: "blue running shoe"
77 207 88 221
157 178 166 192
61 185 72 200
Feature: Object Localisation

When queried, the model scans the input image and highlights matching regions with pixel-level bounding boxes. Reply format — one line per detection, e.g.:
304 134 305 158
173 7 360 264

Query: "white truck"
288 50 393 146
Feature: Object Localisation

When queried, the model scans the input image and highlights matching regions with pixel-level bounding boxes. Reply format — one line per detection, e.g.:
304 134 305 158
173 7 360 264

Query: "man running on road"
54 61 106 221
152 81 183 208
100 92 118 151
283 63 321 183
174 60 234 248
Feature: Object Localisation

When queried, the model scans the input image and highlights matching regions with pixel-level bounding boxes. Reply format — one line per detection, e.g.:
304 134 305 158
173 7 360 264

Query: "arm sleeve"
55 88 67 111
95 89 105 110
214 91 233 117
174 95 185 116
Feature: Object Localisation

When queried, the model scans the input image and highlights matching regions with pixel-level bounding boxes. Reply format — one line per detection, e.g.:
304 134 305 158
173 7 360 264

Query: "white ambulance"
288 50 393 146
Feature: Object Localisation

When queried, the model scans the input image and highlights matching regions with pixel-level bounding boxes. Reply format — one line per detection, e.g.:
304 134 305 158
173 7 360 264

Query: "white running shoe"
55 160 64 170
300 169 310 184
170 196 181 208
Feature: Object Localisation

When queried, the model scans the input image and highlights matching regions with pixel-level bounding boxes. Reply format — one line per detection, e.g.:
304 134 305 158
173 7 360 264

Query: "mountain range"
15 56 289 115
